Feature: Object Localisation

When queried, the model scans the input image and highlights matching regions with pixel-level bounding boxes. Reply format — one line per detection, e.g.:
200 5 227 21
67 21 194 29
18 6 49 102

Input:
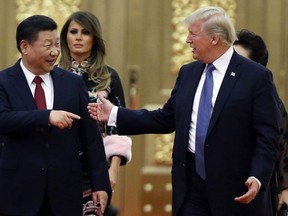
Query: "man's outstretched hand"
87 94 113 122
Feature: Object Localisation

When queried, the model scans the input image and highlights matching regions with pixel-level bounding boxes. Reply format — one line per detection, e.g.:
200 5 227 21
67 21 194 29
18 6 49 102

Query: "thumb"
97 94 104 102
97 94 107 104
245 180 251 187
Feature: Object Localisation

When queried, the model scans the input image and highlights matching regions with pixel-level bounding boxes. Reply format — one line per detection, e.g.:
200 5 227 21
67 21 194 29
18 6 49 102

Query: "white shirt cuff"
248 176 261 191
108 106 118 127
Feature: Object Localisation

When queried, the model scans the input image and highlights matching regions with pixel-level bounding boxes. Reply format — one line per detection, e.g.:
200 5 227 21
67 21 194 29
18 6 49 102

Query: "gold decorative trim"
16 0 80 28
154 133 174 165
15 0 80 60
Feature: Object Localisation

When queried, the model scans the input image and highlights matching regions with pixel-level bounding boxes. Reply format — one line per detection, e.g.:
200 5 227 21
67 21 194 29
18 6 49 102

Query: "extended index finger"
67 112 81 120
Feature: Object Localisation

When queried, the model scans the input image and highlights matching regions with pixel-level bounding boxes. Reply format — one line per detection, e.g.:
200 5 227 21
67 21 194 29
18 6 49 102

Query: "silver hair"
184 6 237 46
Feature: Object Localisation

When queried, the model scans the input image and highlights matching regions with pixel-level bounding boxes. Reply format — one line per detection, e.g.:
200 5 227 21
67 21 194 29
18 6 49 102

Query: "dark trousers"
0 191 53 216
36 191 54 216
177 152 213 216
177 152 274 216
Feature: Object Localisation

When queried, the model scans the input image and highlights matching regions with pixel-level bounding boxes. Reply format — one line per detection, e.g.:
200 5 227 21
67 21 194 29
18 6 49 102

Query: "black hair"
234 29 269 66
16 15 57 52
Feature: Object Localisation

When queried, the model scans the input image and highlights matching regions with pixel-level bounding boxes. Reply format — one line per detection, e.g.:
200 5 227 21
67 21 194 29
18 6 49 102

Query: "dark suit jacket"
0 60 111 215
115 51 280 216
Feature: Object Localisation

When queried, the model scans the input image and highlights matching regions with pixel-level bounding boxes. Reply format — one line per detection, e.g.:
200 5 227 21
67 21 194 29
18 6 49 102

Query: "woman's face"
66 20 94 60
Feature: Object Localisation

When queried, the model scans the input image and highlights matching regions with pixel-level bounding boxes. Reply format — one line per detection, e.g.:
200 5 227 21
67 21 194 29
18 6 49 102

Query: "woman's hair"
59 11 110 90
184 6 237 46
234 29 269 66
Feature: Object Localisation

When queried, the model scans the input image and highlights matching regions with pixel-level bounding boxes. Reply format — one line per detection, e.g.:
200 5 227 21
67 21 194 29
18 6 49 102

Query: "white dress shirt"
188 46 234 153
20 60 54 109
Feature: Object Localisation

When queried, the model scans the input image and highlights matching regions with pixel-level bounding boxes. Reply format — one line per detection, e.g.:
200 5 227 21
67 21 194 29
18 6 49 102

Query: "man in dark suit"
88 6 280 216
0 15 111 215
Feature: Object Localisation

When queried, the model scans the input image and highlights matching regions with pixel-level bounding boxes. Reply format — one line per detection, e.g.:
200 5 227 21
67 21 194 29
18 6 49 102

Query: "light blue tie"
195 63 215 179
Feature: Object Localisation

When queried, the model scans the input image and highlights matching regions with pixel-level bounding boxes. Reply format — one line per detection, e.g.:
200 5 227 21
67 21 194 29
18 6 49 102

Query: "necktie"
33 76 47 109
195 63 215 179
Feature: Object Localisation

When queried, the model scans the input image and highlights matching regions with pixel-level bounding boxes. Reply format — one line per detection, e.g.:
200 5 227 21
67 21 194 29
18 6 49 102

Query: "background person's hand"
108 156 121 190
92 190 108 216
278 188 288 210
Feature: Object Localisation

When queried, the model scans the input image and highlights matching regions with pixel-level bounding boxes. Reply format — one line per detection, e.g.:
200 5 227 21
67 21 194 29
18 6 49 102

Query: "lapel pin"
230 72 235 77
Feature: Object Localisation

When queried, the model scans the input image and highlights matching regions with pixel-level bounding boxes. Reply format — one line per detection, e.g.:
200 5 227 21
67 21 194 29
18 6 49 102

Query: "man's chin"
192 54 198 60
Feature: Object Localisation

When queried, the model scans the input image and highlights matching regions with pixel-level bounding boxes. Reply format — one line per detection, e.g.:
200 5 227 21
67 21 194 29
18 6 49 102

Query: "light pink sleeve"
103 134 132 165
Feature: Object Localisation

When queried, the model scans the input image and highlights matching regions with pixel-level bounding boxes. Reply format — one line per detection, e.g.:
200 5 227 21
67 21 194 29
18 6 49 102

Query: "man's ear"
211 35 219 45
20 40 29 55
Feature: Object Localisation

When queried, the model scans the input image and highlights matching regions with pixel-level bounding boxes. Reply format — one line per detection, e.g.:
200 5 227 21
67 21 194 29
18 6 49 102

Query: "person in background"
233 29 288 215
233 29 269 66
58 11 132 216
0 15 111 216
88 6 280 216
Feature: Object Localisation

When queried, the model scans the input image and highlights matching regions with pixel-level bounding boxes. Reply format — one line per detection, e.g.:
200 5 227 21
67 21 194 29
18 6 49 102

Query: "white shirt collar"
20 59 51 86
211 46 234 75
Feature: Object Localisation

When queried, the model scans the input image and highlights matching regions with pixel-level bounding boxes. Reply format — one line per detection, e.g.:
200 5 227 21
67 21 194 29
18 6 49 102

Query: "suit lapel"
181 62 206 138
50 67 65 109
183 62 205 109
207 52 241 135
9 61 37 110
185 62 206 103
